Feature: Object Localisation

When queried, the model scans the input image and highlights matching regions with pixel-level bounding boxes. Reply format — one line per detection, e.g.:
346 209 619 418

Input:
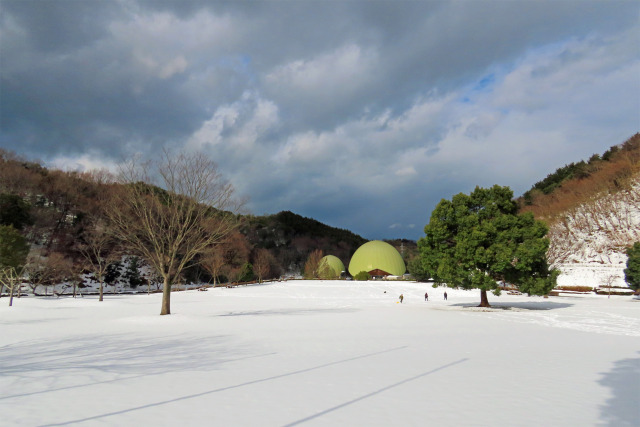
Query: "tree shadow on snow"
0 333 273 401
35 345 410 426
217 307 358 317
449 301 573 311
598 354 640 427
282 357 469 426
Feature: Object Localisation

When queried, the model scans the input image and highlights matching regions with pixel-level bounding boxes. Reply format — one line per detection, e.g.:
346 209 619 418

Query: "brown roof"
368 269 391 276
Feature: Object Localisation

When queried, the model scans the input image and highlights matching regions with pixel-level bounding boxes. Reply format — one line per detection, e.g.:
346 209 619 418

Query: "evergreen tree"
124 256 144 288
0 225 29 304
104 261 122 285
0 225 30 272
407 256 431 282
0 194 32 230
418 185 557 307
624 242 640 291
239 262 254 282
354 271 371 281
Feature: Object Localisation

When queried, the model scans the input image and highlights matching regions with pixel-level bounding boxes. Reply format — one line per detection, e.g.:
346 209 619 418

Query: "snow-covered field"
1 280 638 427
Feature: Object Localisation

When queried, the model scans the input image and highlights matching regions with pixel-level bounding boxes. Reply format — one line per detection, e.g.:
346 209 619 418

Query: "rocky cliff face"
548 177 639 288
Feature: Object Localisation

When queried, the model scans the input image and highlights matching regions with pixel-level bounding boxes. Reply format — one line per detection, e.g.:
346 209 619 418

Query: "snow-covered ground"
1 280 638 426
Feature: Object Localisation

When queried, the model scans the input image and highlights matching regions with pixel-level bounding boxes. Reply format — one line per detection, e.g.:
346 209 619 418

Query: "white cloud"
395 166 416 177
493 32 638 115
159 55 188 79
263 43 379 117
108 9 241 82
256 28 639 223
266 44 377 92
188 92 279 151
49 153 119 173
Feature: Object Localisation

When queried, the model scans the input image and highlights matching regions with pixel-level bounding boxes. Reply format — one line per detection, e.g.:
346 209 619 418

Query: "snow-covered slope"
549 177 640 288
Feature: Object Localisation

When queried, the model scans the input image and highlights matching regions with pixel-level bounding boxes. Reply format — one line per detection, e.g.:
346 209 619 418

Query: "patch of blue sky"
473 73 496 92
216 54 257 82
458 71 501 105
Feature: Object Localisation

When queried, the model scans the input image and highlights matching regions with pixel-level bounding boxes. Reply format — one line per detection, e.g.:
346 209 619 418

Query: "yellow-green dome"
319 255 345 278
348 240 406 277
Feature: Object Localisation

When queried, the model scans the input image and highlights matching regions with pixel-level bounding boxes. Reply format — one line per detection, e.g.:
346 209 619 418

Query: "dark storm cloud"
1 39 203 156
1 0 638 239
1 0 122 53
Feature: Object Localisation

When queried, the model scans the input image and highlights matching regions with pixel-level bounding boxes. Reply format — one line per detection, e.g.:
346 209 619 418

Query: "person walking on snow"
424 292 428 301
444 291 448 300
399 294 404 304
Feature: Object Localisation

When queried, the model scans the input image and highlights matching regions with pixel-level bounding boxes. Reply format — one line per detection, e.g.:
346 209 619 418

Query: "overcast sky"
1 0 638 240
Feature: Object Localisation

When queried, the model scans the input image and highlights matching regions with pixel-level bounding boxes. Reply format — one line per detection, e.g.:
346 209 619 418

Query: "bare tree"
67 263 84 298
221 231 252 268
24 251 73 296
303 249 324 279
253 248 274 284
24 251 47 295
202 247 225 286
106 149 242 315
77 217 121 301
224 265 243 286
604 274 617 299
0 267 22 306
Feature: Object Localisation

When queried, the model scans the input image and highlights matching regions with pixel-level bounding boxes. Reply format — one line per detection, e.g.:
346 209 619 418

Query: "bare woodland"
547 178 640 266
546 177 640 287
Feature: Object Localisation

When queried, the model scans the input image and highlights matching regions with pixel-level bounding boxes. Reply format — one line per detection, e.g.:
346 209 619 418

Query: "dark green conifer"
418 185 557 307
624 242 640 291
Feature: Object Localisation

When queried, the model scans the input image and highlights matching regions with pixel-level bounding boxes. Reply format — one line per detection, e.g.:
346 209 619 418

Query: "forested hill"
0 149 366 280
518 133 639 219
516 133 640 288
240 210 367 273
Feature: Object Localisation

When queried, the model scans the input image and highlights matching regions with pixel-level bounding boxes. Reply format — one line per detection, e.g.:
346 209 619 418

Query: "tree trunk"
478 289 491 307
160 275 171 315
99 280 104 302
9 283 15 307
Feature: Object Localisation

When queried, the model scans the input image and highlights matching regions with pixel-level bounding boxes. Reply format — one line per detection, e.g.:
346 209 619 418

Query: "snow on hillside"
549 177 640 288
1 281 638 426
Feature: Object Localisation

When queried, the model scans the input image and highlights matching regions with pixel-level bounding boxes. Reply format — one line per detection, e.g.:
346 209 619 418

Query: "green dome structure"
318 255 345 278
348 240 406 277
